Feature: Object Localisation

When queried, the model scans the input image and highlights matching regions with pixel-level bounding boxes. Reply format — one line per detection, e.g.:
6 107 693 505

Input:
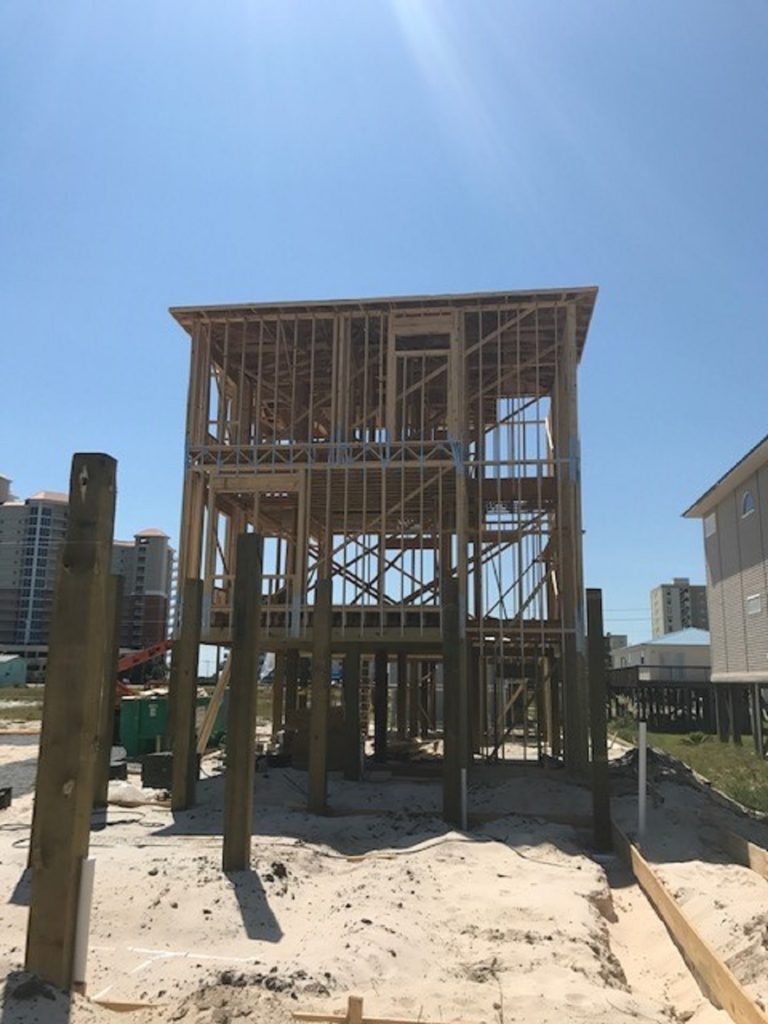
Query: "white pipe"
73 857 96 988
460 767 467 831
638 720 647 841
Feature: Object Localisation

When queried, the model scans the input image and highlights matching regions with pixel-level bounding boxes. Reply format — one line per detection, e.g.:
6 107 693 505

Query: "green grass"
611 719 768 814
0 687 43 722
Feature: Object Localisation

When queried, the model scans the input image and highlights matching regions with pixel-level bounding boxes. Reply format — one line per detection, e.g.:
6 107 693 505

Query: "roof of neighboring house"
28 491 68 504
635 628 710 648
135 528 169 539
684 433 768 518
0 654 24 664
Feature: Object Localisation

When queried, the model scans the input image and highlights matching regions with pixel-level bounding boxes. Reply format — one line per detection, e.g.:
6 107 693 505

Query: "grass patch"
610 718 768 814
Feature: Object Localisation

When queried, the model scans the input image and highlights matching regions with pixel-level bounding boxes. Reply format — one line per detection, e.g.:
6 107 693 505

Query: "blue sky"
1 1 766 642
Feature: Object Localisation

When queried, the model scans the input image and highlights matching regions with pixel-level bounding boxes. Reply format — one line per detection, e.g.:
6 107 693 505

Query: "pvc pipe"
460 767 467 831
73 858 96 987
638 721 647 841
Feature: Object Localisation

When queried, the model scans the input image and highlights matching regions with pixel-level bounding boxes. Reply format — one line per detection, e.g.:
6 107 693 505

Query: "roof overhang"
170 286 598 359
684 434 768 518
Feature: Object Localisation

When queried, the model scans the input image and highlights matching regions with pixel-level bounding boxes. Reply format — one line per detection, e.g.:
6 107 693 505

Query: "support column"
343 652 362 781
373 651 388 762
396 652 407 740
308 578 333 813
554 303 589 773
94 574 124 808
26 453 117 990
285 648 299 720
171 578 203 811
586 588 611 851
408 659 420 739
223 534 263 872
443 577 468 825
753 684 765 759
272 651 286 740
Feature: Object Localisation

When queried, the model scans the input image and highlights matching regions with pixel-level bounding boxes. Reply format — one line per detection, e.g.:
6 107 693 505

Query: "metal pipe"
73 857 96 989
638 720 647 841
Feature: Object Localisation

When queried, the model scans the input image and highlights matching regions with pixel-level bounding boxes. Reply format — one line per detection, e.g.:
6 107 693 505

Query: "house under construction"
171 287 598 813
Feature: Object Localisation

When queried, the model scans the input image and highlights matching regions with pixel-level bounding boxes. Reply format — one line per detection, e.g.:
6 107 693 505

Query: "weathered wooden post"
308 578 333 813
443 577 468 826
93 574 124 808
587 588 611 851
171 577 203 811
343 652 362 781
26 453 117 990
223 534 263 871
373 651 388 762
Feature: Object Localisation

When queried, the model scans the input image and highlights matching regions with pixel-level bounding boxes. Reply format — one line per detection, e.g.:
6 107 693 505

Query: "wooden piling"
373 651 388 762
396 652 407 740
343 653 362 781
308 578 333 813
586 588 611 850
443 578 468 825
93 574 124 808
272 650 286 740
171 578 203 812
26 453 117 990
222 534 263 872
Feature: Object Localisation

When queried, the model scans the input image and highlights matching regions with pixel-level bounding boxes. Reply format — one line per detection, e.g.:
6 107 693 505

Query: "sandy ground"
0 731 763 1023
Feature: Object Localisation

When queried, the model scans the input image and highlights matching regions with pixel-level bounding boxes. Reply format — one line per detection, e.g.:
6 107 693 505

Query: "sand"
0 732 763 1023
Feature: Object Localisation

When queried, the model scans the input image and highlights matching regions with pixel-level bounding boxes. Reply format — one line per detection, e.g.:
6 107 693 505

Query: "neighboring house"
610 627 711 682
684 434 768 750
0 653 26 686
650 577 708 637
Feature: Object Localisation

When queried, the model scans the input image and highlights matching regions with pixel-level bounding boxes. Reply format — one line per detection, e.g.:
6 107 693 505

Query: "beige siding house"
685 435 768 751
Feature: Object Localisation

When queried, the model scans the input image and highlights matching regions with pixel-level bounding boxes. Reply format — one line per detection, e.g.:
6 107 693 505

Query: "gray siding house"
685 435 768 751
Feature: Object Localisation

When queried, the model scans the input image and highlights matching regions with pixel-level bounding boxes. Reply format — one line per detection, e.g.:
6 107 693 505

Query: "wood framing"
171 288 597 769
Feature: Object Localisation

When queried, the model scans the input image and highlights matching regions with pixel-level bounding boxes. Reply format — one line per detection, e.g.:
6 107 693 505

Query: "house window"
746 593 762 616
742 491 756 518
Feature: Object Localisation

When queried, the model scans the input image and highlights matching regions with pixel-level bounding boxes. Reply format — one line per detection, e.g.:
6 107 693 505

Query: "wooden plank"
612 822 768 1024
343 652 362 782
272 650 286 739
223 533 263 871
26 453 117 990
586 588 611 850
308 578 332 813
719 828 768 882
93 574 124 808
373 651 388 763
196 658 231 755
171 578 203 811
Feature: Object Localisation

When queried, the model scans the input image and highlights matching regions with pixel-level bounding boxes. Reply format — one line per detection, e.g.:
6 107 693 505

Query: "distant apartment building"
0 476 174 680
650 577 709 637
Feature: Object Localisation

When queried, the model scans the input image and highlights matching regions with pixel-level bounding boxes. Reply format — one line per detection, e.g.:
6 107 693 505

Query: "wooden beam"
613 822 768 1024
443 577 468 825
718 828 768 882
343 653 362 781
373 651 388 763
171 578 203 812
308 578 333 813
223 533 263 871
26 453 117 990
586 588 611 851
93 574 124 808
197 658 231 755
396 652 407 740
272 650 286 739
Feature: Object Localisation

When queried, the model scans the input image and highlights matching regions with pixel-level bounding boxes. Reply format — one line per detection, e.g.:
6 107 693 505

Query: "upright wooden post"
308 578 332 813
223 534 263 872
285 648 299 717
26 453 117 990
343 652 362 781
586 588 611 851
408 659 420 739
93 574 124 808
752 684 764 759
373 651 388 762
272 651 286 739
396 651 407 740
171 578 203 812
443 577 468 825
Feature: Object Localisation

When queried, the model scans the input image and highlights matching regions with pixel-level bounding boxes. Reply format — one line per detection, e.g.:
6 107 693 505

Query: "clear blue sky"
1 2 766 642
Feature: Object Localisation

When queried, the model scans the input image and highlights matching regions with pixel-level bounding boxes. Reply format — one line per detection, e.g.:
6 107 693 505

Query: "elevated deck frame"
172 288 597 769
